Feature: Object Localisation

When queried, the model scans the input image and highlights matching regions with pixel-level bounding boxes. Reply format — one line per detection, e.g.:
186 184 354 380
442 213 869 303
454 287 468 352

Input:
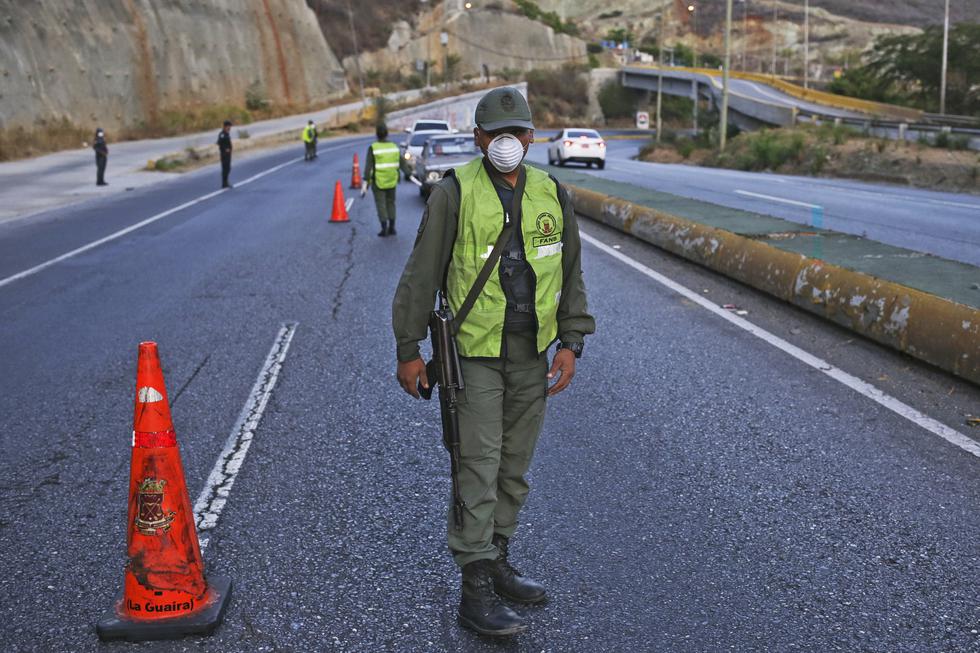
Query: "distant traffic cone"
350 153 362 188
330 180 350 223
97 342 231 642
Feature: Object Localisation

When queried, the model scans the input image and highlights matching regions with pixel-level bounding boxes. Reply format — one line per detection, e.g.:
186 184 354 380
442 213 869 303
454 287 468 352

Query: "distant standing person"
302 120 317 162
361 123 411 237
93 128 108 186
217 120 233 188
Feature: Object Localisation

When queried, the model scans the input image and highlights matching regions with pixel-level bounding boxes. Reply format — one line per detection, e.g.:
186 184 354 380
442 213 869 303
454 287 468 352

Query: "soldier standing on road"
217 120 233 188
93 128 108 186
392 87 595 636
361 123 411 237
302 120 317 162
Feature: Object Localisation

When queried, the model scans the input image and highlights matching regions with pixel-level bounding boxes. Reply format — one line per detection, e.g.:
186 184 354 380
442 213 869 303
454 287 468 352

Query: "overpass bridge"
620 66 979 149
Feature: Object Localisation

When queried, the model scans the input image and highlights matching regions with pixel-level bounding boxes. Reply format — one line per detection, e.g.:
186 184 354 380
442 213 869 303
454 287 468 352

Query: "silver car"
414 134 481 197
399 130 446 177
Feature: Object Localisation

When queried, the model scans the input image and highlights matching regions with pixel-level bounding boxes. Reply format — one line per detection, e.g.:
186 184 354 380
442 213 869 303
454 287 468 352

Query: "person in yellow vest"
361 123 412 237
391 87 595 636
302 120 317 162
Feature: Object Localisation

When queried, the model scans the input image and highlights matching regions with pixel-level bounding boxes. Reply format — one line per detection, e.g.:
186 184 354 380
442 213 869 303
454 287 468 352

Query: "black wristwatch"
557 341 584 358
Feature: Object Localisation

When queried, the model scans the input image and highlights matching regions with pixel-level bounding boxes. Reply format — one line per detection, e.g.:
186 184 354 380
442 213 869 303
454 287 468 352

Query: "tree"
830 23 980 116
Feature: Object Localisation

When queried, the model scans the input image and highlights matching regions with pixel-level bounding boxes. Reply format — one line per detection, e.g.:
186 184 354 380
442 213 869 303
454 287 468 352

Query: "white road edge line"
580 231 980 459
734 189 822 209
194 322 299 549
0 140 364 290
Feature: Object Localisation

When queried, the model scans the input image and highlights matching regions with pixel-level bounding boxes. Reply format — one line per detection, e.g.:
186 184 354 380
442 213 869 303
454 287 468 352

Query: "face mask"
486 133 526 173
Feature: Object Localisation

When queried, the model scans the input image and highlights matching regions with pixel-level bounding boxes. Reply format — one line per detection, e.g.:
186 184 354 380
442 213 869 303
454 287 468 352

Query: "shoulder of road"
540 164 980 385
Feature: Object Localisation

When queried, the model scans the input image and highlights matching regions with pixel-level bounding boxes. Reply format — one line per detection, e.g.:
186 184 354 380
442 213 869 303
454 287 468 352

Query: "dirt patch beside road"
640 125 980 195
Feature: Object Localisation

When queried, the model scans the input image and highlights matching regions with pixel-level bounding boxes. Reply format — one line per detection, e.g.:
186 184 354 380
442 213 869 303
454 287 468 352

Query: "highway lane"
528 139 980 267
726 78 866 119
1 142 979 651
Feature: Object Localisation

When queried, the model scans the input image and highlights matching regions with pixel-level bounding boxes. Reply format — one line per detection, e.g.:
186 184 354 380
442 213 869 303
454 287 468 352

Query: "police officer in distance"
302 120 317 161
361 123 412 237
217 120 233 188
392 87 595 636
93 127 108 186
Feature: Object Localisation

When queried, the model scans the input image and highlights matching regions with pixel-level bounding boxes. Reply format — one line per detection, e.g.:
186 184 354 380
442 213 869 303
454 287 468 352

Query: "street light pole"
940 0 950 114
345 0 366 103
656 8 665 142
771 1 777 77
420 0 431 88
721 0 733 151
803 0 810 89
687 4 697 68
741 0 748 70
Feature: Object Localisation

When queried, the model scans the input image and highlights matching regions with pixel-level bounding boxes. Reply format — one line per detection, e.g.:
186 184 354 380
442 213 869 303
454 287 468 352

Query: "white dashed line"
734 189 822 209
194 322 299 549
581 230 980 459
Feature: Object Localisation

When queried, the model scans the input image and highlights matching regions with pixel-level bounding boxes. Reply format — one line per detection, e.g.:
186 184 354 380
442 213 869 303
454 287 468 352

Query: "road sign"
636 111 650 129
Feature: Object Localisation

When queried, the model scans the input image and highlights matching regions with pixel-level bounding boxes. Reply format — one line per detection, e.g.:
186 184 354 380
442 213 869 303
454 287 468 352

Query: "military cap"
475 87 534 131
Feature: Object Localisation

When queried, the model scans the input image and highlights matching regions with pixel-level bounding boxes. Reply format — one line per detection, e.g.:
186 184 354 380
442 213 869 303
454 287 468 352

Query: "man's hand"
360 181 368 198
546 348 576 397
397 357 429 398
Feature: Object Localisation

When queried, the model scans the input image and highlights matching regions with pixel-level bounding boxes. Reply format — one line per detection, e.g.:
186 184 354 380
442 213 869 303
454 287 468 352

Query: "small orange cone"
330 180 350 223
350 153 362 188
97 342 231 642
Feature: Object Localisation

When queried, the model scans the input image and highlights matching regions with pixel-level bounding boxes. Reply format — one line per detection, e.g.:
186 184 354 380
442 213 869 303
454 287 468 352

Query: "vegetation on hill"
640 123 979 193
512 0 579 36
306 0 422 59
829 23 980 116
526 65 590 124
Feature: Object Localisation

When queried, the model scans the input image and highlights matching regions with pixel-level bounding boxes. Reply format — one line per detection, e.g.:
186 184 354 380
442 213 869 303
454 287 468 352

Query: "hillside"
0 0 348 132
306 0 422 59
340 1 588 83
537 0 980 28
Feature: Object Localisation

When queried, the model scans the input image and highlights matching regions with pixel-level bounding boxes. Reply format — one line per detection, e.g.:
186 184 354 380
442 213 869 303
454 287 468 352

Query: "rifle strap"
450 165 526 334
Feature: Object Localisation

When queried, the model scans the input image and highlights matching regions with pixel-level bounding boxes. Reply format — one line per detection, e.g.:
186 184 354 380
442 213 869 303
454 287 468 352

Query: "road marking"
809 182 980 212
193 322 298 549
734 189 822 209
345 197 354 212
580 231 980 460
0 140 365 290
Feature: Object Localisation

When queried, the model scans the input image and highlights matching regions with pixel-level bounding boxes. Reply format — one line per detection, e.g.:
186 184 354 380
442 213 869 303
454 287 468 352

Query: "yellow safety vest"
448 157 564 357
370 141 400 190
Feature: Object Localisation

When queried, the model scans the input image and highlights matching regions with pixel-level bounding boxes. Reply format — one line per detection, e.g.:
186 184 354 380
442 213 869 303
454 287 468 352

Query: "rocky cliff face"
0 0 348 130
343 2 587 79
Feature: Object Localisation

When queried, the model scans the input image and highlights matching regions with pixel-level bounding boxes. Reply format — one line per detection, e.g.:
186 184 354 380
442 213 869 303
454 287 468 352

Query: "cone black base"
96 576 232 642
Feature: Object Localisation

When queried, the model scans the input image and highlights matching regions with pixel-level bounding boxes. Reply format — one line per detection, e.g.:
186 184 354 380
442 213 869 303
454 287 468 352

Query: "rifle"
419 291 466 530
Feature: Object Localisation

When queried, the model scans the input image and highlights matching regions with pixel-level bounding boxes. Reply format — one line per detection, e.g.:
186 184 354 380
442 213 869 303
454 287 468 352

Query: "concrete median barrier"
567 184 980 385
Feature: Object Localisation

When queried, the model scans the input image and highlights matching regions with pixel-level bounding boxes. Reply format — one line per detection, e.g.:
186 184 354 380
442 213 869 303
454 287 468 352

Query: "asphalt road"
1 139 979 652
527 138 980 267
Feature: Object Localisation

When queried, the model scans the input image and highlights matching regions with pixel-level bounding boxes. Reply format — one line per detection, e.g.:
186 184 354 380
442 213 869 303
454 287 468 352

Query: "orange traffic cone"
350 153 362 188
97 342 231 642
330 180 350 223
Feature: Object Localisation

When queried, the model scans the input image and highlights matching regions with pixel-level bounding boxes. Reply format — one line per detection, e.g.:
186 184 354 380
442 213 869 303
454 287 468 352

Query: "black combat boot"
489 534 547 604
387 220 397 236
458 560 527 636
378 221 389 237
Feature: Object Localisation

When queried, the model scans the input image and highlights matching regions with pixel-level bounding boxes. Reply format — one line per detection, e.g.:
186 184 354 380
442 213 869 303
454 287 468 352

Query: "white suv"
547 128 606 169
